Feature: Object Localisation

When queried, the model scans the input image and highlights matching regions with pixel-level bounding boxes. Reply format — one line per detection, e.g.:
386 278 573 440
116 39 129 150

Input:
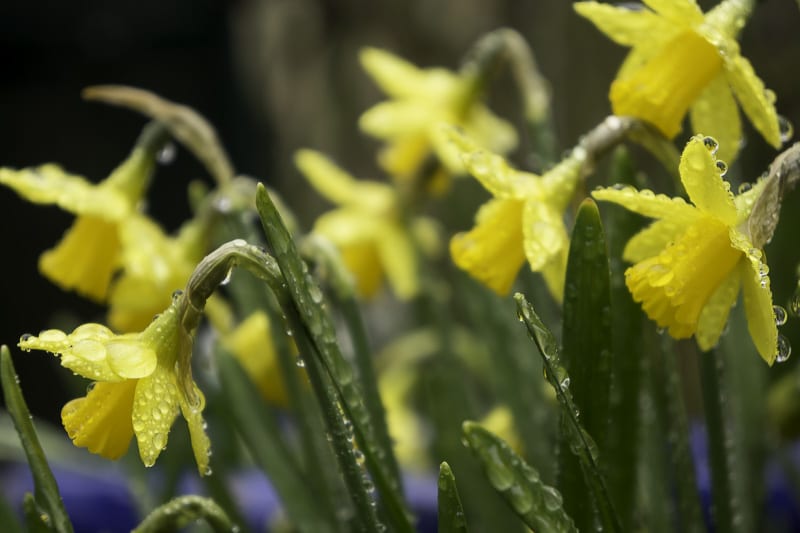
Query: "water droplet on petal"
774 305 788 326
776 334 792 363
157 142 176 165
171 289 184 301
703 136 719 155
716 160 728 177
779 115 794 143
738 182 752 194
296 356 306 368
20 333 32 342
38 329 67 343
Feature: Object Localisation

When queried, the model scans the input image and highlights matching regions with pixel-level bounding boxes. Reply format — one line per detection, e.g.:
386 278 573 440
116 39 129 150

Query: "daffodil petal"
105 339 158 379
574 2 673 46
39 215 121 302
540 155 584 208
616 32 679 80
739 259 778 365
132 365 180 467
61 380 137 460
19 327 123 382
522 201 568 271
377 135 431 179
0 165 131 218
540 249 567 303
623 218 692 263
295 150 361 206
442 126 531 198
724 54 781 148
679 135 737 224
360 47 448 98
696 269 740 351
178 382 211 476
450 198 526 295
690 73 742 164
642 0 703 27
463 105 518 157
360 101 447 139
592 187 697 220
375 222 419 299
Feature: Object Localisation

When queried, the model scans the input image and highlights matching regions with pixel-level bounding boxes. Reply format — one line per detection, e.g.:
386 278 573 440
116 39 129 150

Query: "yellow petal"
696 269 740 351
689 73 742 164
360 101 448 139
443 126 531 198
19 325 124 382
574 2 673 46
521 201 568 271
642 0 704 27
463 105 518 157
131 364 180 467
611 30 722 139
104 338 158 379
178 382 212 476
0 165 131 219
39 215 121 302
222 311 291 406
450 198 526 295
540 249 568 303
623 218 692 263
108 275 173 333
592 186 697 221
61 380 137 460
539 154 584 208
359 47 455 99
723 54 781 148
625 219 741 338
375 222 419 299
679 135 737 225
378 135 431 180
739 254 778 365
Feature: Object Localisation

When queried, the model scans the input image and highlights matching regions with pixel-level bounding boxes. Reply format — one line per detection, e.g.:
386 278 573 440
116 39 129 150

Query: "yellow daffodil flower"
575 0 781 162
0 124 166 301
447 128 585 299
359 47 517 189
593 134 778 364
220 311 304 407
108 216 207 332
296 149 440 299
18 300 211 474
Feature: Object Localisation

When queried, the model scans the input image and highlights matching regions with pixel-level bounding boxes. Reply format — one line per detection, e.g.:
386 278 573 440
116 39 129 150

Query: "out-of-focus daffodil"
18 300 211 474
108 217 207 332
575 0 781 162
359 47 517 189
593 134 779 364
295 149 440 299
221 311 303 407
0 124 166 301
447 128 585 299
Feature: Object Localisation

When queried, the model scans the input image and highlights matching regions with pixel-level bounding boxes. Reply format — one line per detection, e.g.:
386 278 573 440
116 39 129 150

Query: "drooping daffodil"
108 216 207 332
575 0 782 163
359 47 517 190
18 299 211 474
0 123 167 301
447 127 585 299
295 149 440 299
593 134 779 364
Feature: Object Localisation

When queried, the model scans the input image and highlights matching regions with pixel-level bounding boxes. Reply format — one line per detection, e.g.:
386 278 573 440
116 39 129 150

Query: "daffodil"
447 128 585 299
18 299 211 473
220 311 303 407
295 149 439 299
593 134 778 364
359 47 517 189
0 123 166 301
108 216 207 332
575 0 781 162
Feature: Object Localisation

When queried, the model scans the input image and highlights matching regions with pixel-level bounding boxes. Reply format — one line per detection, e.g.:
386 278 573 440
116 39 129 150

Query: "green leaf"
603 146 645 530
216 351 334 533
0 346 73 533
513 295 622 533
559 198 613 530
255 183 412 532
462 422 577 533
438 462 468 533
132 495 236 533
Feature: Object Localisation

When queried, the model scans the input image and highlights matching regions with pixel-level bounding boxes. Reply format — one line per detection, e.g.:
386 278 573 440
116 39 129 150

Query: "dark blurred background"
0 0 798 422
